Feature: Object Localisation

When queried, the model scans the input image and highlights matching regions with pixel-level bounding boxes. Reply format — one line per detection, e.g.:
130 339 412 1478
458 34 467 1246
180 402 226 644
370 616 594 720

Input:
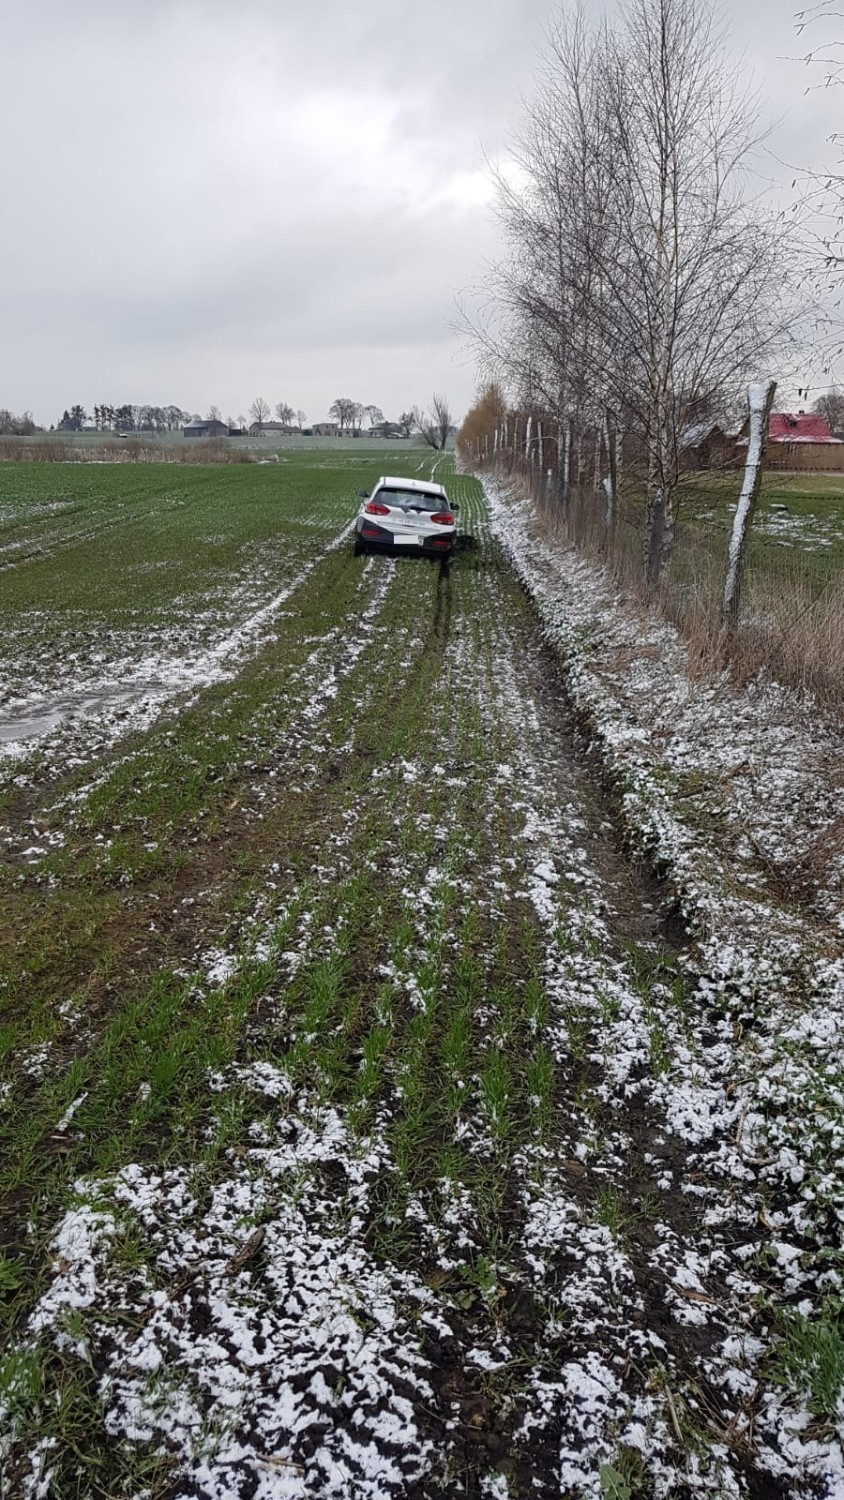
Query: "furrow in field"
0 518 356 765
0 501 173 573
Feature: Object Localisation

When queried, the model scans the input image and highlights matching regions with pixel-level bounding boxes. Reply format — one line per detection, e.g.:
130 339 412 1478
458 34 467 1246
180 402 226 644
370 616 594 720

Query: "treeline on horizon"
0 404 198 437
0 393 455 445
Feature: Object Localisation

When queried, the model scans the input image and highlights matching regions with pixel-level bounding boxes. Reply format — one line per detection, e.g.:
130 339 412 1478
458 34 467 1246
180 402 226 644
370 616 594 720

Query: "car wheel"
353 536 367 556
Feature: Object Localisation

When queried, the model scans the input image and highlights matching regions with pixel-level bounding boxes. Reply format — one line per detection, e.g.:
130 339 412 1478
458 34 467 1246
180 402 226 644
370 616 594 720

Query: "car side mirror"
356 489 370 498
451 501 460 512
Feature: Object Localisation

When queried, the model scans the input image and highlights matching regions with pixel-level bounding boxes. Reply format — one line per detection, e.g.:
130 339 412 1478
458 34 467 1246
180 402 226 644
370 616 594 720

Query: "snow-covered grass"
484 473 844 1485
1 459 842 1497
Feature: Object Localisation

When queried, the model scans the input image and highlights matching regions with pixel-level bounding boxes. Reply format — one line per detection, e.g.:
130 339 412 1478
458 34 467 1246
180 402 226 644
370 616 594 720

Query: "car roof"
375 475 448 497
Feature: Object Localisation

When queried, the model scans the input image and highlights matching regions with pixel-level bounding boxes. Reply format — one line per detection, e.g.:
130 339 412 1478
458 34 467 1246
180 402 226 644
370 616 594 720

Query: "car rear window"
377 488 450 512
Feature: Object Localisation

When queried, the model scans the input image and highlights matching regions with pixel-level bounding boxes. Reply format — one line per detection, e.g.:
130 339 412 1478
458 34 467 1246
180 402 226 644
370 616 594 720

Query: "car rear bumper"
356 519 454 554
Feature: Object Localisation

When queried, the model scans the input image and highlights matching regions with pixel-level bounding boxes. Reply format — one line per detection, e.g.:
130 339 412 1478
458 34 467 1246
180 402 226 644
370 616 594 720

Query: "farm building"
768 411 840 444
681 409 844 472
247 421 299 436
183 419 230 439
735 410 844 472
678 422 736 470
312 421 340 437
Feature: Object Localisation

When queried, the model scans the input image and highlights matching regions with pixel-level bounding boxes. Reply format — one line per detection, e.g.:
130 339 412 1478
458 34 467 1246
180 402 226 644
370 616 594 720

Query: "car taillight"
365 501 390 516
431 513 454 525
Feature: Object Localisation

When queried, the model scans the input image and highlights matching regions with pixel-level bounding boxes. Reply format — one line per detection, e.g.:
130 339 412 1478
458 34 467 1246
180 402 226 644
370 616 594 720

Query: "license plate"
395 533 422 546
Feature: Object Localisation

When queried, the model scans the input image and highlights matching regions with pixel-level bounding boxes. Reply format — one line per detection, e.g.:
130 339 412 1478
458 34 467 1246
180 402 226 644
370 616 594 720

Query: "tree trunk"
646 488 665 588
562 419 572 502
601 411 618 555
645 404 672 590
722 380 777 627
573 426 582 490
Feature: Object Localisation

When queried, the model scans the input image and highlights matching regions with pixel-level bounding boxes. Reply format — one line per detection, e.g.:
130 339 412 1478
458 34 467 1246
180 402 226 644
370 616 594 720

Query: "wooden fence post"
722 380 777 628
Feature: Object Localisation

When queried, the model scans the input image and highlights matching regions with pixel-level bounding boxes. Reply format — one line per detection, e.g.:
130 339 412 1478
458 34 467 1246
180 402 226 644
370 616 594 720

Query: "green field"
677 470 844 590
0 450 447 702
0 455 839 1498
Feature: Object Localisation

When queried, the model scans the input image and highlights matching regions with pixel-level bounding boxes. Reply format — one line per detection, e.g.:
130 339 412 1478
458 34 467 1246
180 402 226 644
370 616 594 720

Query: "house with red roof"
733 410 844 471
767 412 842 444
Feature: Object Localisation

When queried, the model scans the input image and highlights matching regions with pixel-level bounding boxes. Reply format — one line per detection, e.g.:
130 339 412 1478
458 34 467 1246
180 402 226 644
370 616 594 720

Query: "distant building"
183 419 230 439
678 421 735 470
312 421 340 437
248 420 299 435
767 412 842 444
734 410 844 473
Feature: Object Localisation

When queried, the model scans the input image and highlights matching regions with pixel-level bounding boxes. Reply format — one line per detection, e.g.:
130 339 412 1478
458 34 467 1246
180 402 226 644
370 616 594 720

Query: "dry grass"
0 436 255 464
491 458 844 713
726 573 844 704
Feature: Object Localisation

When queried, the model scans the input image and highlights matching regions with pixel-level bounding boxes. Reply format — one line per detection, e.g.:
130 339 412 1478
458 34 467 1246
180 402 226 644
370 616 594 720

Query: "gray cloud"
0 0 838 425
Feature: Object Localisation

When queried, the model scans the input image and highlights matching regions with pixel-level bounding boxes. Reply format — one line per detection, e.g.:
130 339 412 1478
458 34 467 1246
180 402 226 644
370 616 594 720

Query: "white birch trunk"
562 420 571 499
602 410 618 555
524 413 532 461
723 381 777 625
537 421 543 470
602 477 614 542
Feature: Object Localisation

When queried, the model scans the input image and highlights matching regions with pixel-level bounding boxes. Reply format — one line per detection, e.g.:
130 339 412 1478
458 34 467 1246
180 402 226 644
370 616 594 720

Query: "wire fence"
484 456 844 710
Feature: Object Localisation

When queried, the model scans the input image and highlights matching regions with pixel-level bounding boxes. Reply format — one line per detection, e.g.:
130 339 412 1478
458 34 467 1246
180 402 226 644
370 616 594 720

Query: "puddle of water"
0 685 169 744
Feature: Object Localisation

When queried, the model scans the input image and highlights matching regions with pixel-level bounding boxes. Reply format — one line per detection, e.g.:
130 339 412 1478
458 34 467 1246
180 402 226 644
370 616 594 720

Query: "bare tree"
1 408 39 435
296 409 307 430
795 0 844 115
814 387 844 432
467 0 790 586
364 404 384 429
601 0 789 583
275 401 295 426
397 410 416 439
329 397 356 434
789 5 844 347
207 404 222 422
417 393 453 450
250 396 270 430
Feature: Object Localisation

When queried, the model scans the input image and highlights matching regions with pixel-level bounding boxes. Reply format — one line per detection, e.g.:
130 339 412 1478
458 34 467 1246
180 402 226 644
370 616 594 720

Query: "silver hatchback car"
354 476 458 557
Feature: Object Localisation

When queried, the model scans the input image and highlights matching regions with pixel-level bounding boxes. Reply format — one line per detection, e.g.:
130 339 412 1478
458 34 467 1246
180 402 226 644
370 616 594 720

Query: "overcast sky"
0 0 837 427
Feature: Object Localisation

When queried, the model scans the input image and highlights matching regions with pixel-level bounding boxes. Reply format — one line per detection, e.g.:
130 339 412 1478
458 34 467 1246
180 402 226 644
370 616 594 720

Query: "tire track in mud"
387 529 675 1495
